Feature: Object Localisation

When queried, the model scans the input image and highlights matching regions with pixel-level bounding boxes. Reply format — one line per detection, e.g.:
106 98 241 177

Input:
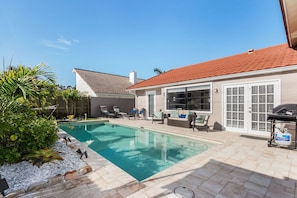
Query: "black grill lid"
267 104 297 121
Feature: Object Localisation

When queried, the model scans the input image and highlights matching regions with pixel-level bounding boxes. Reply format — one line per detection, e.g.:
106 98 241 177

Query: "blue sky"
0 0 287 86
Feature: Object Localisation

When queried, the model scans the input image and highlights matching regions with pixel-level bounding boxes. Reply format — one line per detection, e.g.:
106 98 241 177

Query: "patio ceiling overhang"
279 0 297 49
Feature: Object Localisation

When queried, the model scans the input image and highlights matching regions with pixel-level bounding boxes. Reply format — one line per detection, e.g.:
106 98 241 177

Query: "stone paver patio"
8 118 297 198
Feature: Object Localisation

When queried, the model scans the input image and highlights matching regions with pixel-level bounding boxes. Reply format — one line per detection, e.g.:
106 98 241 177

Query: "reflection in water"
135 129 149 145
59 122 216 181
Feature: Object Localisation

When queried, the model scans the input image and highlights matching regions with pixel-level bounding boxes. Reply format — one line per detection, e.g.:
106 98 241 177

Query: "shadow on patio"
139 159 297 198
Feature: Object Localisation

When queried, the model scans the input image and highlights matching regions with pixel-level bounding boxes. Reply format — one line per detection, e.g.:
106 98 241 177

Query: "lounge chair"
113 105 127 118
139 108 146 119
100 105 115 118
192 114 210 132
152 111 164 124
128 108 138 119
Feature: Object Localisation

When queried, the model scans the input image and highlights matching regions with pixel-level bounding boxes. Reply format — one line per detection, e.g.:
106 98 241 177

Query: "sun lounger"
113 106 127 118
100 105 115 118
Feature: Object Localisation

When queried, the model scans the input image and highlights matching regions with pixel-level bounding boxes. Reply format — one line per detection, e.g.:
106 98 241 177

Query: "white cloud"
41 35 79 50
58 36 72 45
40 40 68 50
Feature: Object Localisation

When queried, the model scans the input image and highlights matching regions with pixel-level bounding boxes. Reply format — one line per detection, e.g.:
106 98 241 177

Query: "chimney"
129 71 137 84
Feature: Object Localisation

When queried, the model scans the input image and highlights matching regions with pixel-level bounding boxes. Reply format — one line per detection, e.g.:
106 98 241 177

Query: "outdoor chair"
192 114 210 132
128 108 138 119
152 111 164 124
100 105 115 118
113 105 127 118
139 108 146 119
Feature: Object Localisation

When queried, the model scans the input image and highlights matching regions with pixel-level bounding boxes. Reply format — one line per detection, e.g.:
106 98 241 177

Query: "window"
166 84 211 111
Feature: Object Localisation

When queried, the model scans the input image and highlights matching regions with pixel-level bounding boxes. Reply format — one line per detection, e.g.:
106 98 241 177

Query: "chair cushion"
178 110 189 119
154 112 163 119
195 115 206 124
179 114 186 118
171 111 179 118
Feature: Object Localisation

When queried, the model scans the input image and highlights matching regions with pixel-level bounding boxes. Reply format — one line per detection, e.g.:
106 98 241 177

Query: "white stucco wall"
134 70 297 130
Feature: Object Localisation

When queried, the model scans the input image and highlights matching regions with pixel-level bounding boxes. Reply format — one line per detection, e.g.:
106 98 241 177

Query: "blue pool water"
59 122 216 181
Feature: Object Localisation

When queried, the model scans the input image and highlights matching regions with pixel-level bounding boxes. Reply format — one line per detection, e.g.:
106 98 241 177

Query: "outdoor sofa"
167 110 196 128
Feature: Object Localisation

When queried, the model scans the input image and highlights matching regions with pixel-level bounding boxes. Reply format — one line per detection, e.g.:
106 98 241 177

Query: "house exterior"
73 68 142 117
126 44 297 136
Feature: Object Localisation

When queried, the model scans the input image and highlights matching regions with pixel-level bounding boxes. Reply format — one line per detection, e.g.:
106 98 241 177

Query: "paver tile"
14 119 297 198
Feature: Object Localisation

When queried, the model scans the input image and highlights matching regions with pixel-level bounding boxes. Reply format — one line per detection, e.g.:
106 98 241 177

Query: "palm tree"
60 88 71 115
69 89 80 115
58 87 80 116
153 68 165 75
0 63 56 113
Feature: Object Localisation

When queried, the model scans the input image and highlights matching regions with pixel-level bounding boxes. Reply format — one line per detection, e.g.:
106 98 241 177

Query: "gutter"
127 64 297 91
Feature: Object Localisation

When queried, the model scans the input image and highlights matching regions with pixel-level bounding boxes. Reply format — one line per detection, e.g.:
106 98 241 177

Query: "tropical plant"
0 63 59 164
24 148 63 167
0 63 56 114
153 68 165 75
69 88 80 115
0 109 58 164
58 86 81 116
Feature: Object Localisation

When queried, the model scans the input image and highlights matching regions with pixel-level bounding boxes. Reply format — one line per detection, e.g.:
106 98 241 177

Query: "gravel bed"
0 140 87 195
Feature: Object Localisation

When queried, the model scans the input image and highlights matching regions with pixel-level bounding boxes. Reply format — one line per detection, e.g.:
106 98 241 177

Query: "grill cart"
267 104 297 149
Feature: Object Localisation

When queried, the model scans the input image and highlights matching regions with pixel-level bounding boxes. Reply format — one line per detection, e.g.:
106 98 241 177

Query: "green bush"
0 111 58 165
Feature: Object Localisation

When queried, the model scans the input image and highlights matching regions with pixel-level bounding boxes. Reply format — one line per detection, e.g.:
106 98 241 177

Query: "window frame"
165 83 212 113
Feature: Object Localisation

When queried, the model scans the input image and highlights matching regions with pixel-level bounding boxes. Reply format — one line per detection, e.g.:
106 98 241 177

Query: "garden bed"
0 140 89 196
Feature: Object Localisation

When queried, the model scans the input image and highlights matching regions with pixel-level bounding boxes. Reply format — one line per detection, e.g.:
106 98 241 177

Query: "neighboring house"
126 44 297 136
73 68 142 117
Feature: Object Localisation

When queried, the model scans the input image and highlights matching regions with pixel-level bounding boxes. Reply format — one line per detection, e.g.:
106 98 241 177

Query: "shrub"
0 110 58 165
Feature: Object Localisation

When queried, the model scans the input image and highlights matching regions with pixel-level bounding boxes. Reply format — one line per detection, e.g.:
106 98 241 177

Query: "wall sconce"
214 88 219 93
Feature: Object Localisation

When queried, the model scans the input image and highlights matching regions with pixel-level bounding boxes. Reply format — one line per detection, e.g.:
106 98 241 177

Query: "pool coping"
58 120 219 182
16 118 297 197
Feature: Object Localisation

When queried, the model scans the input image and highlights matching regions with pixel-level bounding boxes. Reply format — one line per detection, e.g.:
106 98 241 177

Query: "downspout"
128 90 138 108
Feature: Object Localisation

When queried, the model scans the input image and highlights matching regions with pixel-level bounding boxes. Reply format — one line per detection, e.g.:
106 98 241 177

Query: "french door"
224 81 279 135
146 91 156 118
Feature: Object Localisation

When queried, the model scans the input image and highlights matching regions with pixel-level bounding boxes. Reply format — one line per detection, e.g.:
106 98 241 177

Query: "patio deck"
14 118 297 198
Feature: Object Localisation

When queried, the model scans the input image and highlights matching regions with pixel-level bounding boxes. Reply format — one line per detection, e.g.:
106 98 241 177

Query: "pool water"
59 122 216 181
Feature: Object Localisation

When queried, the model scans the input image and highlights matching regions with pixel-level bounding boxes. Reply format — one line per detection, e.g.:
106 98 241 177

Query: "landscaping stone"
64 170 79 181
0 140 87 195
27 181 47 192
78 165 93 175
47 174 64 186
5 189 26 198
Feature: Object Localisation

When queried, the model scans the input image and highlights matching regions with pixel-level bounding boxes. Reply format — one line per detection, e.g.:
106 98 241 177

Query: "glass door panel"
225 86 245 130
148 94 154 117
249 83 276 134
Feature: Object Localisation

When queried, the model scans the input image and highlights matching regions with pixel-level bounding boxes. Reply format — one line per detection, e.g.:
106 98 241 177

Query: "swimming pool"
59 122 216 181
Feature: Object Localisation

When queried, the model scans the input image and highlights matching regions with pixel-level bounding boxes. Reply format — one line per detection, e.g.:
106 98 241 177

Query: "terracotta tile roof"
127 43 297 90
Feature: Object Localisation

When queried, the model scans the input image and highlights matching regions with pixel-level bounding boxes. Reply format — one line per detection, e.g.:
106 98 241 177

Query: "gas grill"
267 104 297 148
